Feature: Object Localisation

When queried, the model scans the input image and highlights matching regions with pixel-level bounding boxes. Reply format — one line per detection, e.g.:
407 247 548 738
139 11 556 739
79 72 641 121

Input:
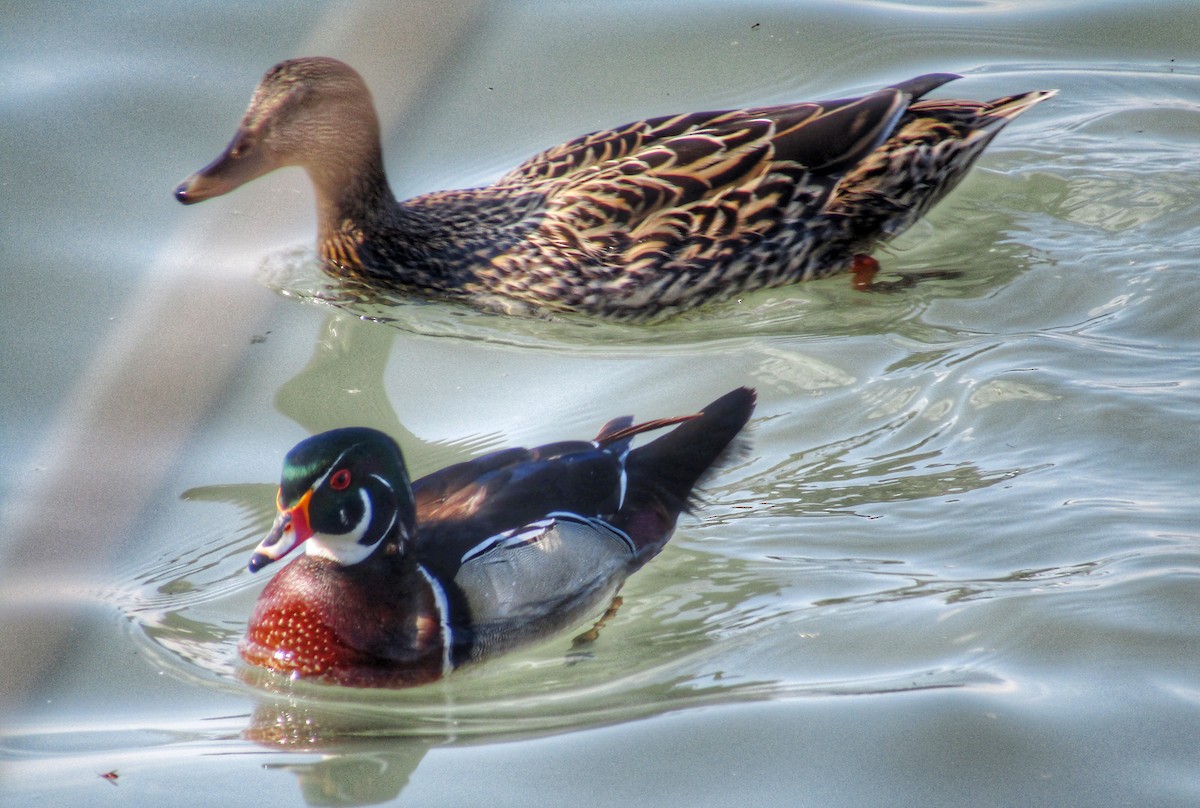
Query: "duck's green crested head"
249 427 416 572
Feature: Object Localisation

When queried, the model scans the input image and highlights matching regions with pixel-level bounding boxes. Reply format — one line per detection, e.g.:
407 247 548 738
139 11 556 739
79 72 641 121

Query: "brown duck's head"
175 57 383 205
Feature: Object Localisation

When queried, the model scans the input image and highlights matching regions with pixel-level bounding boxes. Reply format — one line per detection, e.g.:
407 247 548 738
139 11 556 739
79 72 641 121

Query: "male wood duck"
240 387 755 687
175 57 1054 321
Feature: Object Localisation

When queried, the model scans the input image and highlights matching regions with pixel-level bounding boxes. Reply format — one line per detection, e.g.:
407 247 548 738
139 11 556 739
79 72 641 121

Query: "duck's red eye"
329 469 351 490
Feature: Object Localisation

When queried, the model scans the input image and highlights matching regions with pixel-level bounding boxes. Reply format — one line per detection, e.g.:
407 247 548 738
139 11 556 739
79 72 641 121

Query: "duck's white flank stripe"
459 512 636 565
417 563 453 674
459 520 553 564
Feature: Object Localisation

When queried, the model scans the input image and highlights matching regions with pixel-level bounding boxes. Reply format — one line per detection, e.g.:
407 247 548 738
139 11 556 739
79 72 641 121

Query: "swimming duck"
175 57 1053 320
241 387 755 687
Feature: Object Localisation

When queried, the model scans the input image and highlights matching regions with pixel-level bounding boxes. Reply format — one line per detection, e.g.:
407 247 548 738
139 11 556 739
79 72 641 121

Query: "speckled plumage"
176 58 1054 321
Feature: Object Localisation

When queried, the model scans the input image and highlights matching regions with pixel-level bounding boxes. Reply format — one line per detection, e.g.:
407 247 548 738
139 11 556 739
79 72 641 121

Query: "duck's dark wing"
411 438 628 579
413 388 755 605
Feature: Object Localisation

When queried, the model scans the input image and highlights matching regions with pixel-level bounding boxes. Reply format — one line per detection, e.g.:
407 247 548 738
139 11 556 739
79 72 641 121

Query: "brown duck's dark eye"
330 469 351 490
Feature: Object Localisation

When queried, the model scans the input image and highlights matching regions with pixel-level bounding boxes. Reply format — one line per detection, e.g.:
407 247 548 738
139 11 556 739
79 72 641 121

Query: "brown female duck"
175 57 1053 321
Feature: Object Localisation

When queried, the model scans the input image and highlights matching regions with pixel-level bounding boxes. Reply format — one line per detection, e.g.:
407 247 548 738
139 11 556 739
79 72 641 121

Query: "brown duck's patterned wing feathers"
495 72 947 188
524 92 913 265
530 90 912 240
497 107 788 187
768 89 908 173
497 118 654 187
476 115 852 311
535 117 780 240
499 86 926 245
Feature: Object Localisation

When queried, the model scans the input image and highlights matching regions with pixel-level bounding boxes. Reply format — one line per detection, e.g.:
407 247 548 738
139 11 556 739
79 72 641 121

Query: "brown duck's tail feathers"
985 89 1058 123
909 86 1056 131
616 387 756 557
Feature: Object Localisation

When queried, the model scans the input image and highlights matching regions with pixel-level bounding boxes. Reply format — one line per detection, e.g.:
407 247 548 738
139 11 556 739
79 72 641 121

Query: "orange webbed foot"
850 254 962 292
851 254 880 291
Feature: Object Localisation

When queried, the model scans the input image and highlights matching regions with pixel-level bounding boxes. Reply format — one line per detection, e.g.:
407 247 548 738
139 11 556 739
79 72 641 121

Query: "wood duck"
175 57 1054 321
240 387 756 687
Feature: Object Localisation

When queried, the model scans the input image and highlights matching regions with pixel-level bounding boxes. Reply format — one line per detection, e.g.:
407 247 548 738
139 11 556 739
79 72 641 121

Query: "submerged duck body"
175 57 1054 321
241 388 755 687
